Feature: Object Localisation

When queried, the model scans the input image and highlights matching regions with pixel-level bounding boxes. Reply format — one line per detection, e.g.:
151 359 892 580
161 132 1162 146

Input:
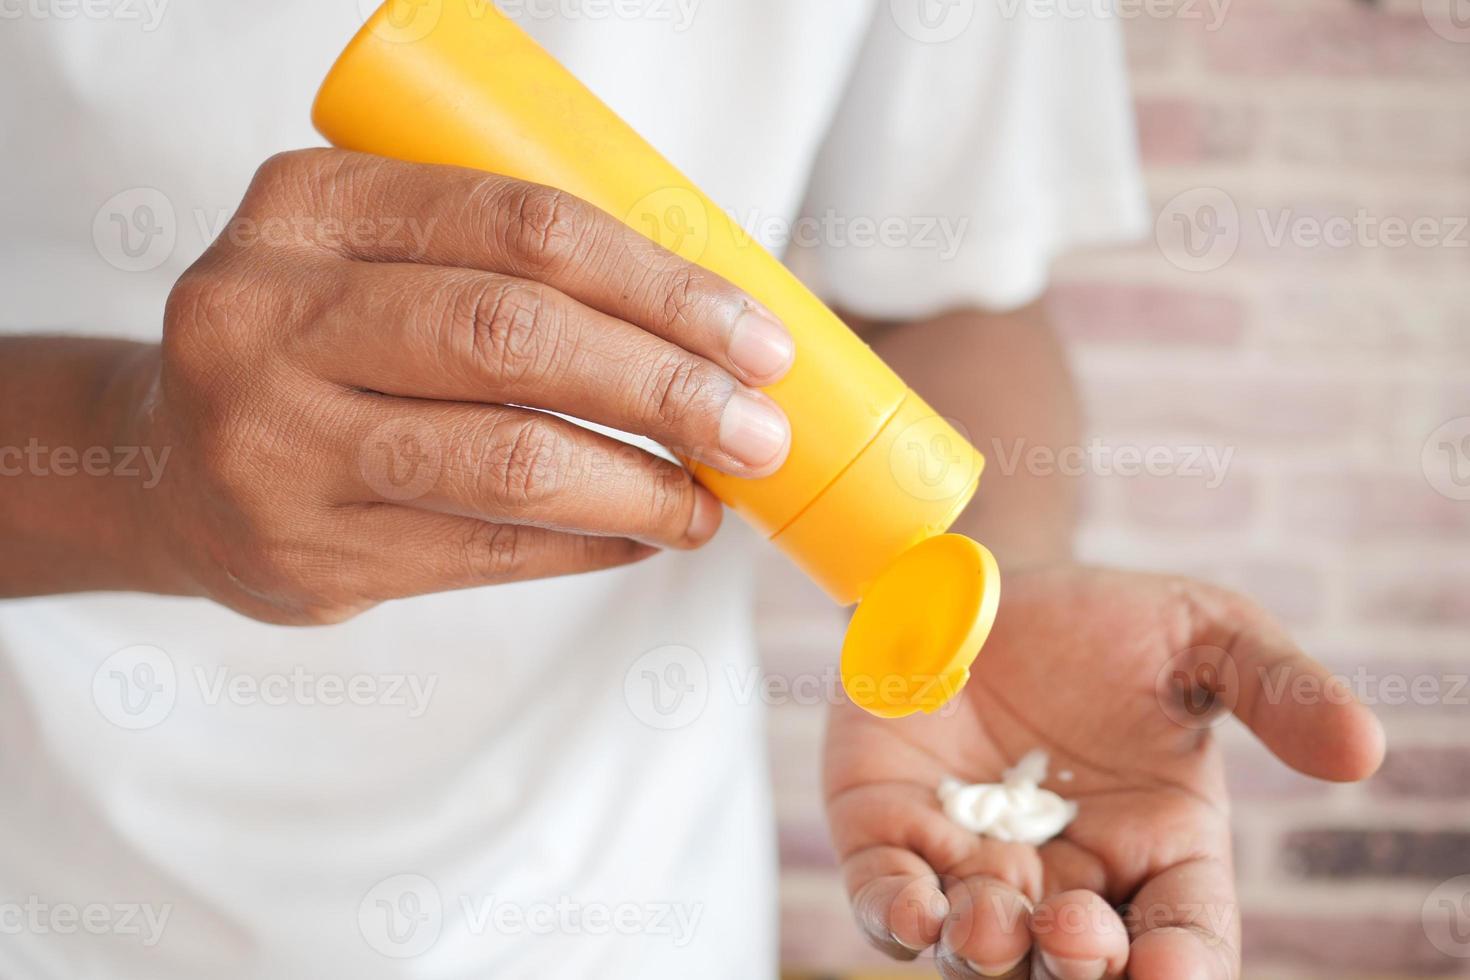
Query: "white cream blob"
937 749 1078 845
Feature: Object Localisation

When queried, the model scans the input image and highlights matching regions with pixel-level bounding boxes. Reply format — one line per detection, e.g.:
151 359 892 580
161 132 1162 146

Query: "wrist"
0 338 193 598
101 343 201 597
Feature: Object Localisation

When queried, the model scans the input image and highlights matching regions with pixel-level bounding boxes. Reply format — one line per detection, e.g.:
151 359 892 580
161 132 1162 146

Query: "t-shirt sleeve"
786 5 1149 318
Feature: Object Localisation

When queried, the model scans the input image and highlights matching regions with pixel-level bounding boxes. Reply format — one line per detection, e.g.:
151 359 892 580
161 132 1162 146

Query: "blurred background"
764 0 1470 975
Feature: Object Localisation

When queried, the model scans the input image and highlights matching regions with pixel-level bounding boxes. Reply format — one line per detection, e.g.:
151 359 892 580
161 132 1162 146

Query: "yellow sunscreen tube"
313 0 1000 717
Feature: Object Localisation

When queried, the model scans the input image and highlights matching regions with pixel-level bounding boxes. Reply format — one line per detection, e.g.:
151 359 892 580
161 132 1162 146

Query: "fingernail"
727 306 794 382
1039 951 1107 980
890 929 926 952
683 488 721 547
966 955 1024 977
718 390 789 471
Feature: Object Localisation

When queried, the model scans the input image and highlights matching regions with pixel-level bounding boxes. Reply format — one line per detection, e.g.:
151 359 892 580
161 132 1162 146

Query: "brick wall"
763 0 1470 975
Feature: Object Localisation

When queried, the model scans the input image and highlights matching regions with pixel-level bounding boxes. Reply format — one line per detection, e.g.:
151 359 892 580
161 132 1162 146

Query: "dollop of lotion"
937 750 1078 845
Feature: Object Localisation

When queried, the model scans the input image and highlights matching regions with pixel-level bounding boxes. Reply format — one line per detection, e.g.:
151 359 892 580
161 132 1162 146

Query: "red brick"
1264 285 1470 357
1049 281 1245 346
1082 375 1367 444
1371 746 1470 800
1225 743 1331 799
1354 568 1470 629
1282 828 1470 880
1117 468 1256 530
1278 104 1470 175
1204 9 1470 78
1282 472 1470 541
1242 912 1457 974
1318 660 1470 717
1135 97 1258 166
1212 559 1326 629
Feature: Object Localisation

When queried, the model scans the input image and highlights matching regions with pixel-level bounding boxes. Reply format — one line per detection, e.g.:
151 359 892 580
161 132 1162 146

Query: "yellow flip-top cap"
840 534 1001 718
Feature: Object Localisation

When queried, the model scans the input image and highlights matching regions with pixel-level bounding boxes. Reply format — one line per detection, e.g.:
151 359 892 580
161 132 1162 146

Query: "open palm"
824 565 1384 980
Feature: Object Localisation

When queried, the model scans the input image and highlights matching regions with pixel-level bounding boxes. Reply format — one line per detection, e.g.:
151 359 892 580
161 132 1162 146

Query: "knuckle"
645 354 725 434
491 418 569 507
460 521 530 582
459 280 559 386
502 183 591 272
654 265 709 330
250 148 332 199
162 261 280 374
645 463 695 535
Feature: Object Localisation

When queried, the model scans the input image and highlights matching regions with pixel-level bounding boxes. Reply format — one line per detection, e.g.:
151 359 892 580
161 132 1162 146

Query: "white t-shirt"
0 2 1144 977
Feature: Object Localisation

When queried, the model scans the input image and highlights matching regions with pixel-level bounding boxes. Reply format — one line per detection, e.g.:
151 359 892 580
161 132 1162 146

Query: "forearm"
844 297 1082 570
0 336 175 596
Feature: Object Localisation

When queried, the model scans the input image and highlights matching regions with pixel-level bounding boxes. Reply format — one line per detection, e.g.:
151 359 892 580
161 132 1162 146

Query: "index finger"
250 149 795 387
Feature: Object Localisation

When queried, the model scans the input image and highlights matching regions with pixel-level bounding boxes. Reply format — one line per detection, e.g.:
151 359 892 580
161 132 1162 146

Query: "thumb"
1179 585 1386 782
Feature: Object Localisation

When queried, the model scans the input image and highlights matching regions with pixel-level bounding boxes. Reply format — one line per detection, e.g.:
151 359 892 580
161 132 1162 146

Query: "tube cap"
840 534 1001 718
